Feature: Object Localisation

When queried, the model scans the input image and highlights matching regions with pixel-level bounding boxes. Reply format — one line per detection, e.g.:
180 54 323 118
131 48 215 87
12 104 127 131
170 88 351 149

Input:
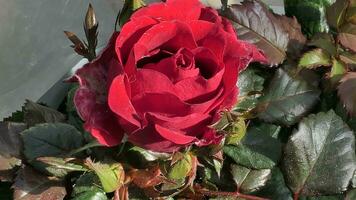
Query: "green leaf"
24 100 66 127
13 166 66 200
326 0 349 29
224 128 282 169
21 123 84 161
231 164 271 193
346 189 356 200
258 68 321 126
285 0 331 37
21 123 84 177
160 178 185 191
85 158 125 193
212 158 223 178
0 182 13 200
128 146 171 162
168 153 192 180
225 119 246 145
299 49 332 68
339 23 356 52
235 68 265 112
201 154 224 178
127 186 149 200
36 157 87 173
248 123 281 139
283 110 356 196
338 72 356 116
66 84 79 114
225 0 306 65
200 163 236 191
300 195 344 200
252 168 293 200
340 50 356 68
3 110 24 123
118 0 145 28
72 172 102 195
309 33 337 55
72 191 108 200
330 58 347 79
72 173 108 200
335 101 356 133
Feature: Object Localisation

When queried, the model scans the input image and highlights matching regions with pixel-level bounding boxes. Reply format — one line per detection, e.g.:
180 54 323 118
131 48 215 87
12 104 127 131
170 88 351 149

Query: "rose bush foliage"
2 0 356 199
71 0 266 152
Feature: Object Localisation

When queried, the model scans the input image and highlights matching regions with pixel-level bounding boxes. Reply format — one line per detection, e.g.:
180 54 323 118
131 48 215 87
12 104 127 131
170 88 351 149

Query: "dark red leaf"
338 72 356 116
225 0 306 66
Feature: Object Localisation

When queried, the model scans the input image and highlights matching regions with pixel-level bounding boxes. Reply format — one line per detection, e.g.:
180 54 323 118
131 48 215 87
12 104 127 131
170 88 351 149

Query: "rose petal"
85 105 124 146
130 68 177 97
155 124 197 145
220 86 239 110
132 92 191 117
199 26 227 61
71 33 125 146
190 87 224 113
128 124 180 152
193 47 222 78
175 69 224 102
221 17 237 37
108 75 141 128
224 37 267 72
143 49 199 83
195 128 223 147
74 88 96 120
116 16 158 64
133 21 197 63
131 0 203 22
199 7 221 24
188 20 215 43
146 112 211 131
199 7 236 36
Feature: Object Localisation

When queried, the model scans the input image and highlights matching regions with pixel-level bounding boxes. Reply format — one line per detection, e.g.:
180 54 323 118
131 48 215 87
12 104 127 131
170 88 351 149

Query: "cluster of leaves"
1 0 356 199
218 0 356 199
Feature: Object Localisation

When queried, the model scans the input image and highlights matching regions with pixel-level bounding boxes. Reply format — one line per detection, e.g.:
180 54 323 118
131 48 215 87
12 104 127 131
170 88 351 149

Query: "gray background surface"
0 0 283 120
0 0 122 119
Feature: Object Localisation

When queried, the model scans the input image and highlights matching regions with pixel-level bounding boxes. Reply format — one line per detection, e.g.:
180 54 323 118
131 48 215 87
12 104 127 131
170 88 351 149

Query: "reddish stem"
196 188 269 200
293 192 300 200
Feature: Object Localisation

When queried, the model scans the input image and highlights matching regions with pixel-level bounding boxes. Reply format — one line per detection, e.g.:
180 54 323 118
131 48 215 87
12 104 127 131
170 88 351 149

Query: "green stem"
117 142 127 157
67 141 103 156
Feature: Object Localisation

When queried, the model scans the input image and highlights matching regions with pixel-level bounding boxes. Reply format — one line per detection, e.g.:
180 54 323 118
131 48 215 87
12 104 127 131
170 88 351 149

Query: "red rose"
72 0 266 152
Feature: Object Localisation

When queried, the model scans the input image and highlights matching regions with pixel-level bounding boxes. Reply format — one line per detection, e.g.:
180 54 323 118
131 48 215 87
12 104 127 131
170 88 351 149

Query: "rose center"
174 48 194 70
